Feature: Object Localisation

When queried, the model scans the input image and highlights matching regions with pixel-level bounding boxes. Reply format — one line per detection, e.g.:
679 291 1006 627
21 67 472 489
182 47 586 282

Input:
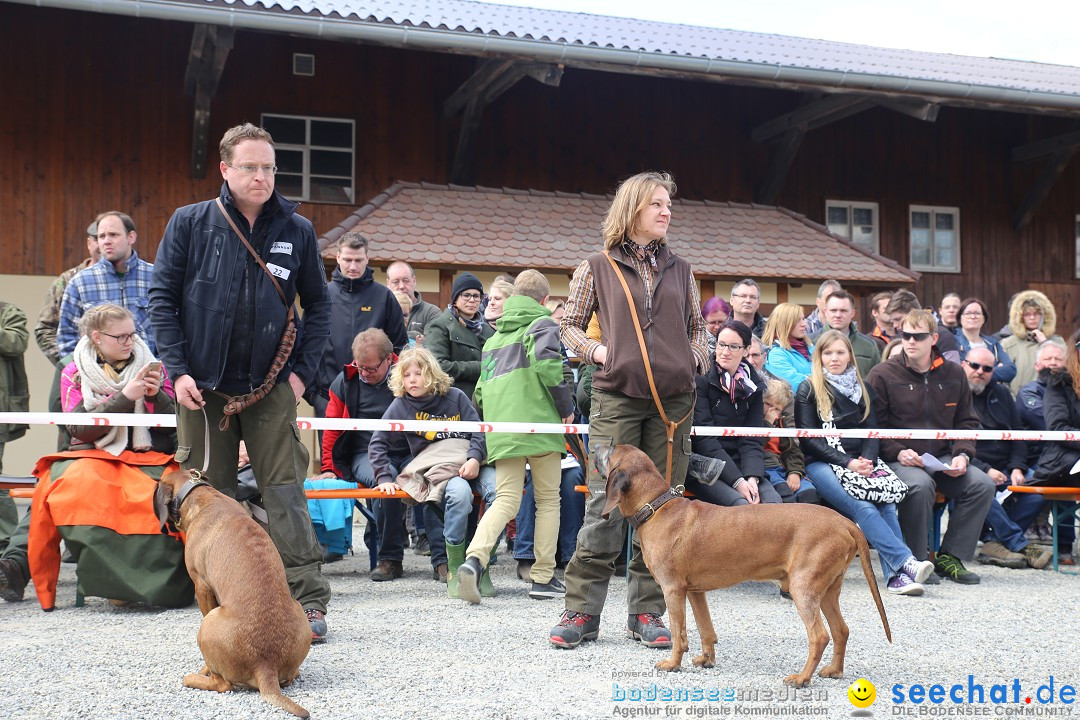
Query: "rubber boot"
446 540 466 600
480 541 498 598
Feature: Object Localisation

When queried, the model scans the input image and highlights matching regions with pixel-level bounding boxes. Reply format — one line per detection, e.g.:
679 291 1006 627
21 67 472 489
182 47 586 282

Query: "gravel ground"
1 508 1078 720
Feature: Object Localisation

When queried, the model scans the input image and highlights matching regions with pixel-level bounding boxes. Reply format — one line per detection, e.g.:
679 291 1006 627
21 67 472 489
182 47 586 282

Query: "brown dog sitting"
597 444 891 686
155 470 312 718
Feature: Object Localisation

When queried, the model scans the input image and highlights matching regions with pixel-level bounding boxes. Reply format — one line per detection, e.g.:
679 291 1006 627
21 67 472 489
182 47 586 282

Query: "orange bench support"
1007 485 1080 573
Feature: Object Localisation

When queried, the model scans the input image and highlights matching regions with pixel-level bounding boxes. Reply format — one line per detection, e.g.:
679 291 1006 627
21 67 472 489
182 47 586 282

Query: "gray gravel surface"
1 517 1078 720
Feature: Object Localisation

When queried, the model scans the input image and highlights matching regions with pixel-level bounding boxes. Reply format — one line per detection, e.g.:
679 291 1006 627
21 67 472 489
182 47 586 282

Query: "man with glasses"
730 278 767 337
386 261 441 344
308 233 406 421
58 211 156 356
313 329 408 581
866 310 995 585
150 122 333 642
961 347 1053 571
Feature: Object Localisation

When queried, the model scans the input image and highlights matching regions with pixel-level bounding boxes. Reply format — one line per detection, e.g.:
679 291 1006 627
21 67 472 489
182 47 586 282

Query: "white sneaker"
901 557 935 583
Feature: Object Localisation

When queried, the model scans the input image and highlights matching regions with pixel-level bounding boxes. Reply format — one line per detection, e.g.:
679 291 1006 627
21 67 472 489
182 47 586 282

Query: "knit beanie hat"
451 272 483 302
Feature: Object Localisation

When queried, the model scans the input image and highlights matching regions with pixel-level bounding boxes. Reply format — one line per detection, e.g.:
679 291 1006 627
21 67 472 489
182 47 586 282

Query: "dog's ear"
600 468 631 520
154 477 175 533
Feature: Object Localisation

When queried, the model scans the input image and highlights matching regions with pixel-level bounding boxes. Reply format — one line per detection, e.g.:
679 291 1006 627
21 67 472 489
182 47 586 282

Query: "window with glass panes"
825 201 879 252
909 206 960 273
261 114 354 204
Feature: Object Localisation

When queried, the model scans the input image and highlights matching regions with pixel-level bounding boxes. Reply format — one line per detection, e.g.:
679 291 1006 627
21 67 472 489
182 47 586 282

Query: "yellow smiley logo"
848 678 876 708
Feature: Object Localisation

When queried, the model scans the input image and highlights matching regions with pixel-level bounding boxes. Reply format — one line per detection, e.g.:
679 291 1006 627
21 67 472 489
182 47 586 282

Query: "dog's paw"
692 654 715 668
655 659 683 673
818 665 844 679
784 674 812 688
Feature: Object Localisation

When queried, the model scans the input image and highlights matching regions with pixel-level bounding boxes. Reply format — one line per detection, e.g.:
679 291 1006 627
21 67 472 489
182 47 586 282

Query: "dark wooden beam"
1013 148 1076 230
755 127 804 204
752 94 874 143
1012 128 1080 163
185 24 234 179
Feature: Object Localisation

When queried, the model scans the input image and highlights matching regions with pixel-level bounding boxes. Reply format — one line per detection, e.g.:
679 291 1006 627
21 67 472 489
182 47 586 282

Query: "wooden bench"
0 476 36 499
1007 485 1080 573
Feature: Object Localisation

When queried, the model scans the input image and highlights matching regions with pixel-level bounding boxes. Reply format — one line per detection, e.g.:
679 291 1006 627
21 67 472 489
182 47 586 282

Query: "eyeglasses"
900 331 932 342
747 352 763 359
356 357 388 374
227 164 277 176
732 293 759 301
715 342 746 353
458 292 482 301
1022 310 1043 318
965 360 995 374
100 331 135 344
961 311 983 318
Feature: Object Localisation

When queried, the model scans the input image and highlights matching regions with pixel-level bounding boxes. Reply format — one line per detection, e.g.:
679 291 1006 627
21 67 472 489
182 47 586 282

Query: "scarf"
73 334 154 455
718 361 757 403
824 365 862 406
789 336 811 360
451 306 486 336
621 238 662 271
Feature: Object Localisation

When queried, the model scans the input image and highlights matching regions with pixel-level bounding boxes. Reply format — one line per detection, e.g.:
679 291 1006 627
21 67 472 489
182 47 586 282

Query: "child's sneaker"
529 576 566 600
886 573 924 596
900 556 935 583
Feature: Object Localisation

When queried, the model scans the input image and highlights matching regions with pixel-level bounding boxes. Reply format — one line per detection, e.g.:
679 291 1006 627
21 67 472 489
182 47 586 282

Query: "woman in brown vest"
550 171 710 649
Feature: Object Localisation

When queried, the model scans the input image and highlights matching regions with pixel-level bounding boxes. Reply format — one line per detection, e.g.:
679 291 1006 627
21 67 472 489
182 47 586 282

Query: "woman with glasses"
795 329 935 596
29 303 188 610
1001 290 1064 396
424 271 494 402
762 302 814 390
690 320 783 506
953 297 1015 385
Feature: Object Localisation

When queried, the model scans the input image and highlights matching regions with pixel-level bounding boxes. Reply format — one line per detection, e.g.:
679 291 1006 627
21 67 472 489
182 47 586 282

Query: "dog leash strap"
603 252 693 485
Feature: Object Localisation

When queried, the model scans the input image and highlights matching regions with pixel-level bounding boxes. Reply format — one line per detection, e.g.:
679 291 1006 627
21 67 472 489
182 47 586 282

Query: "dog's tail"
853 526 892 643
255 666 310 718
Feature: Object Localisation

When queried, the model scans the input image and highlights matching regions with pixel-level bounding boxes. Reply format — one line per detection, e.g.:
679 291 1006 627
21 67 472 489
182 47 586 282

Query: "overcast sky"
484 0 1079 67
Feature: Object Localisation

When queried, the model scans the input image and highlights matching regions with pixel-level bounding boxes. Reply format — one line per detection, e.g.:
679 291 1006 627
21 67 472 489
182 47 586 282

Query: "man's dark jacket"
970 380 1027 475
149 184 330 391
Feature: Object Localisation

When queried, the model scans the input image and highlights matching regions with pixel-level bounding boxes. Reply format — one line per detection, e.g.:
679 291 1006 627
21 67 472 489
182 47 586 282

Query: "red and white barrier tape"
0 411 1070 442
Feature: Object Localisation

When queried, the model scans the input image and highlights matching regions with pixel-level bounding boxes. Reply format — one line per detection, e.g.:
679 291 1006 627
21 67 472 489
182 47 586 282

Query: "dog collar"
628 486 684 529
168 471 212 524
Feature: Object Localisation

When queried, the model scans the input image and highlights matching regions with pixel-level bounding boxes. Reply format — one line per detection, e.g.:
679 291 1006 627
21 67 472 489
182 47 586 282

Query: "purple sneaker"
900 557 935 583
887 573 925 596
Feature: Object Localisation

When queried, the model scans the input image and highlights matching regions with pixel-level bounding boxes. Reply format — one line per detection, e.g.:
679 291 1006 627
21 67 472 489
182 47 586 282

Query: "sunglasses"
965 360 995 374
900 331 932 342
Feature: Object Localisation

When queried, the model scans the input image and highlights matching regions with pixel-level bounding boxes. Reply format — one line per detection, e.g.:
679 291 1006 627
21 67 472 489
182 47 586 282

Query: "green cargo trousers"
175 382 331 613
563 388 694 616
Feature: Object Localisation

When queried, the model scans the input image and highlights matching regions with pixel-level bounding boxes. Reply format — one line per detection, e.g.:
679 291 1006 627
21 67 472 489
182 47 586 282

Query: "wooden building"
3 0 1080 331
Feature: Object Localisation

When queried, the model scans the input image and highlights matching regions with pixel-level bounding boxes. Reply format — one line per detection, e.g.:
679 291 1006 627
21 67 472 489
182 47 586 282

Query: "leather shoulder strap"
215 197 289 306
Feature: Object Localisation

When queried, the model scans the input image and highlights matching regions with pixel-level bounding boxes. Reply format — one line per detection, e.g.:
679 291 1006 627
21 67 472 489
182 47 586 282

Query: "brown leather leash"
603 251 693 486
213 198 297 430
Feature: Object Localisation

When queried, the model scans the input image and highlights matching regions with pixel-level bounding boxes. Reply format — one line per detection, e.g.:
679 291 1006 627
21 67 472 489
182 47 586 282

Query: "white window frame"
260 113 355 204
1075 215 1080 279
825 200 879 253
908 205 961 273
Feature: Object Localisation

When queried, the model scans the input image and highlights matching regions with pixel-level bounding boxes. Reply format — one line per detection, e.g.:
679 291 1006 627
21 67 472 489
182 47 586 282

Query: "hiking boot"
688 453 727 486
626 613 673 648
976 542 1027 569
886 573 925 596
529 575 566 600
934 553 981 584
550 611 600 648
433 563 448 583
458 556 484 604
0 557 27 602
306 609 327 643
516 559 534 582
922 572 941 585
413 533 431 556
370 560 403 582
1021 544 1053 570
900 557 935 583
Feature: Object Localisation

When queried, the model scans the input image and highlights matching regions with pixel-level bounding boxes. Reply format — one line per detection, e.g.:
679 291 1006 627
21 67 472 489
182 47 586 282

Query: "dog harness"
627 486 684 529
168 470 213 525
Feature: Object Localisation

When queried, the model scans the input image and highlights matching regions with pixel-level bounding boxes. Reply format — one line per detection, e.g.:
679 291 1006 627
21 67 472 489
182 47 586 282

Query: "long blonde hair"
388 347 453 398
761 303 804 350
809 329 870 422
602 171 676 250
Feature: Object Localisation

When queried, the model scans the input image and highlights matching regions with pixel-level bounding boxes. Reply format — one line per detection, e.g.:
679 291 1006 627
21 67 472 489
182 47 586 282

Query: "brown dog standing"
597 444 890 686
156 470 312 717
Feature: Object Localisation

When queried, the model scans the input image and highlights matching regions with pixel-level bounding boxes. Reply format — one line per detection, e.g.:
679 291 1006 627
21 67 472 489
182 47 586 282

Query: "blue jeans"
805 462 913 579
514 464 586 564
425 465 496 567
351 453 408 563
765 466 819 503
983 499 1030 552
